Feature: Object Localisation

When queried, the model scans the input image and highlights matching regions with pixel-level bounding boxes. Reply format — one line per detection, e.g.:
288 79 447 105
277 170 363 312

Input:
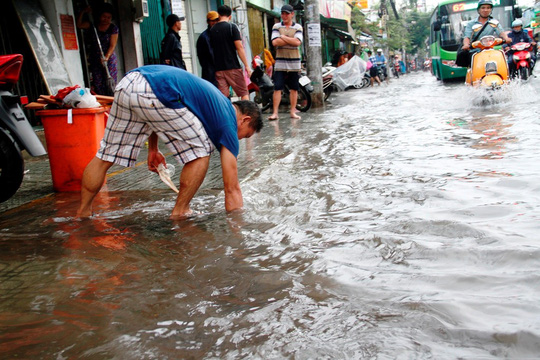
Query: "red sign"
60 14 78 50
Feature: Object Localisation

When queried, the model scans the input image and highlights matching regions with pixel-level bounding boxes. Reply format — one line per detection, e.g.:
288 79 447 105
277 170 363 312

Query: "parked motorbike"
465 36 509 89
248 56 312 112
507 42 534 81
322 62 337 101
0 54 47 202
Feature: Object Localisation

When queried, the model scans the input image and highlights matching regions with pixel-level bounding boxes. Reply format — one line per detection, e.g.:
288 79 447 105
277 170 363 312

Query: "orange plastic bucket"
37 107 106 192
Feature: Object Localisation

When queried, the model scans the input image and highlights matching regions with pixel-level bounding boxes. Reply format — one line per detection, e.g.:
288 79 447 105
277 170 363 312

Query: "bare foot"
170 208 194 220
268 114 279 121
290 113 301 119
76 207 93 218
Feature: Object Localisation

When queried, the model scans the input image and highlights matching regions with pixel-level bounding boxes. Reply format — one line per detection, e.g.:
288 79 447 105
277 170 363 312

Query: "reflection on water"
1 73 540 358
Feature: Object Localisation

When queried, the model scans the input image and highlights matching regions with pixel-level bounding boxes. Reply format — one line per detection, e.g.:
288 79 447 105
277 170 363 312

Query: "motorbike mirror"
494 38 503 46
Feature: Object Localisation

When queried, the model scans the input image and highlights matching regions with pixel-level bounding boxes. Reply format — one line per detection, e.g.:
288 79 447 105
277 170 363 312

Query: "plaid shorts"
97 71 215 167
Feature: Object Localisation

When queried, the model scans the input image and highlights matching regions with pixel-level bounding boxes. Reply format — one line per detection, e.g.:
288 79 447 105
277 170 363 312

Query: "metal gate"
140 0 170 64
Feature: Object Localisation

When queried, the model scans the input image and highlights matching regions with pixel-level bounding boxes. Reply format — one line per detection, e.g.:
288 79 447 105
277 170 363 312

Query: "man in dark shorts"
268 4 303 120
209 5 252 100
367 50 381 86
76 65 263 219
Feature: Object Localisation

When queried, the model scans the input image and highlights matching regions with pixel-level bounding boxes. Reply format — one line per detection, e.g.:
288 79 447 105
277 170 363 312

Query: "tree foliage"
351 3 430 57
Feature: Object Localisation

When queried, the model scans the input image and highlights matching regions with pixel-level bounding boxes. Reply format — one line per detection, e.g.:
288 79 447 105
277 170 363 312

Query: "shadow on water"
1 73 540 358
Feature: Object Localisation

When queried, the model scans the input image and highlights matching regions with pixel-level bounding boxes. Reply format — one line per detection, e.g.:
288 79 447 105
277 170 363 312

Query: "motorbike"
322 62 337 101
465 35 509 89
0 54 47 202
248 56 312 112
507 42 534 81
376 65 386 82
392 61 400 78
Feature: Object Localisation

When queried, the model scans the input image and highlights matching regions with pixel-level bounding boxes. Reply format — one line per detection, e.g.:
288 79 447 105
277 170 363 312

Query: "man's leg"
214 71 230 98
77 157 115 217
289 89 300 119
171 156 210 218
269 90 281 120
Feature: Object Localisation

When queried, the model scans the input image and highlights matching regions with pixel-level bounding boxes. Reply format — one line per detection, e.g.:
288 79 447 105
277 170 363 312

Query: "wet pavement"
1 71 540 358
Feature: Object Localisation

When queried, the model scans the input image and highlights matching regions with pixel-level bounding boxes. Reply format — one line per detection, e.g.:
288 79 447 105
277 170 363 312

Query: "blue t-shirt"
375 54 386 66
130 65 239 157
463 18 505 40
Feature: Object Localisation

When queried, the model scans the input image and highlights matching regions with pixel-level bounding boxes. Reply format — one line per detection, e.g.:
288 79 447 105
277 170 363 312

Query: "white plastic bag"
63 88 100 108
332 56 368 91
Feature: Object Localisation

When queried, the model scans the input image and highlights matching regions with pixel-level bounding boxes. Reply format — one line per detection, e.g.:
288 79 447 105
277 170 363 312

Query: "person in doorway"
196 11 220 85
461 0 511 56
209 5 252 100
160 14 186 70
367 50 381 86
76 65 263 219
77 3 119 95
504 19 536 75
268 4 303 121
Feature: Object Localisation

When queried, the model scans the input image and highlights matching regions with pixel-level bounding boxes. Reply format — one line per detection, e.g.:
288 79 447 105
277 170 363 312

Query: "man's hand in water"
147 132 165 173
148 149 166 173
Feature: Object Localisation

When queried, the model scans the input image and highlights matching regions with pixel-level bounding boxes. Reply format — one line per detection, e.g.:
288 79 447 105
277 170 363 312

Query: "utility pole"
303 0 324 109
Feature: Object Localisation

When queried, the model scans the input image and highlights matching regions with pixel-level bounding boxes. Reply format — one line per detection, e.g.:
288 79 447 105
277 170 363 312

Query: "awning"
247 3 280 18
319 14 348 32
333 28 353 40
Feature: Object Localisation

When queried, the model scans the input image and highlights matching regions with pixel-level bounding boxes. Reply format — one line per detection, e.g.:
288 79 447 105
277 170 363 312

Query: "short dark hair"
234 100 263 133
217 5 232 17
98 3 114 17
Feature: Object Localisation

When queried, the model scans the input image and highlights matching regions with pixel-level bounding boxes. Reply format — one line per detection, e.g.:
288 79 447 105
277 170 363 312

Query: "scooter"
0 54 47 202
507 42 534 80
465 36 509 89
248 56 312 112
322 62 337 101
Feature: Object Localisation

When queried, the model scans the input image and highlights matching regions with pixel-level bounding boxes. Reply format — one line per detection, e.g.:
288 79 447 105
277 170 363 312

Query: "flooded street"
1 71 539 358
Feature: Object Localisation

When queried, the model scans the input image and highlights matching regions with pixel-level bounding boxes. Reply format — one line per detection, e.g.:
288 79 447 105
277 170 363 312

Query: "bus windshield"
438 3 512 51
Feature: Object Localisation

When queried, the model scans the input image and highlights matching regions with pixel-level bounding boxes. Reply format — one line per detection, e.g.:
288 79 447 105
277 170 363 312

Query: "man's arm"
234 40 252 77
147 132 165 173
220 146 243 211
272 35 301 47
462 22 473 49
161 34 174 65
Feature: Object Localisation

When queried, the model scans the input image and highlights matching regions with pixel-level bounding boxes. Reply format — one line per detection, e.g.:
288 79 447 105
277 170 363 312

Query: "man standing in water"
77 65 263 219
268 4 303 121
209 5 252 100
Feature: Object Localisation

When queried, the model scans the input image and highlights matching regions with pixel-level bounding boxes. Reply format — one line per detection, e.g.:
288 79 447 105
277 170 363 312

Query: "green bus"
429 0 522 81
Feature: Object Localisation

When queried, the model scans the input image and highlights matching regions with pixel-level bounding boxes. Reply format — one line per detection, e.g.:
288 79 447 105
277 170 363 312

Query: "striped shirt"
369 55 378 69
271 22 303 72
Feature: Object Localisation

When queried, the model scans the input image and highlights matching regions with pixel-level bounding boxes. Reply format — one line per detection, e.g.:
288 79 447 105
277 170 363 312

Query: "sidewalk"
0 93 345 215
0 130 223 214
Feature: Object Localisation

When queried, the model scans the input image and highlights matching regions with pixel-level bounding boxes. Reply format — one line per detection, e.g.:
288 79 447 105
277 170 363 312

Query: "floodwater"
1 72 540 359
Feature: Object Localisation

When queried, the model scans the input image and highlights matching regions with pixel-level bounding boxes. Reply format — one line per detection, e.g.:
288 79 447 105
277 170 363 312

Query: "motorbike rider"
375 48 388 82
504 19 536 75
462 0 511 58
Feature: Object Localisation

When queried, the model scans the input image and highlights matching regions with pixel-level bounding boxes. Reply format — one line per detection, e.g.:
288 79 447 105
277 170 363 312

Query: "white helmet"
377 48 383 53
512 19 523 27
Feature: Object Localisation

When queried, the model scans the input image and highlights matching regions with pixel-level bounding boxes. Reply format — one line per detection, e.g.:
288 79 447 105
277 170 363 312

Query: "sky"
416 0 536 13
